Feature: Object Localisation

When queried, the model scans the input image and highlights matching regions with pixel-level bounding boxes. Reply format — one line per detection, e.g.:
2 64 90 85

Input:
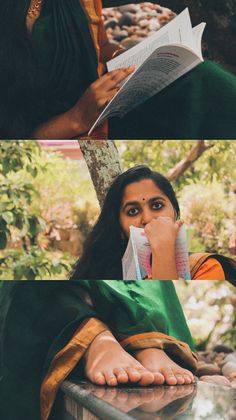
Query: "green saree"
0 280 196 420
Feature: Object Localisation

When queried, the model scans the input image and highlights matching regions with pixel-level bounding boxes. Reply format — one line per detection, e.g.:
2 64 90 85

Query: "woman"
0 280 197 420
70 165 236 281
1 0 236 139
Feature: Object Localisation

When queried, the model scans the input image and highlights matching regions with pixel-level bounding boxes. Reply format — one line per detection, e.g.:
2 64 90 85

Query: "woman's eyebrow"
149 196 166 202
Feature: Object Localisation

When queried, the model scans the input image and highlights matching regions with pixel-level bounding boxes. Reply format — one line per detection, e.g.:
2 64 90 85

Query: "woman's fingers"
175 219 184 229
96 66 135 90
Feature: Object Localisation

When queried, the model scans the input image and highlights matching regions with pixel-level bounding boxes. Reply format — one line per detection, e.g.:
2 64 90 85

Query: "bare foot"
84 331 155 386
135 348 194 385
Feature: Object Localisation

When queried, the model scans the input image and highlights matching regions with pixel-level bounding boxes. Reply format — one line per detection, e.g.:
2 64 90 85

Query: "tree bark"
78 140 122 206
166 140 213 181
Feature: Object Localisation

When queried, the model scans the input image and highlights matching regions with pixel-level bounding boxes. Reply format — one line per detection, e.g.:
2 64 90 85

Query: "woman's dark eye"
152 202 163 210
127 208 139 216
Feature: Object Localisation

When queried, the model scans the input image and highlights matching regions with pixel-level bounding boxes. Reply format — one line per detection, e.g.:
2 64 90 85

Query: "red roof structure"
37 140 83 160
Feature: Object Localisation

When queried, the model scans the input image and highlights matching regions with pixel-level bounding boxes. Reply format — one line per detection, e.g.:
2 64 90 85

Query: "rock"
104 19 119 30
196 364 221 377
229 372 236 380
139 19 149 29
223 353 236 364
231 379 236 389
215 352 228 366
133 30 149 38
112 29 128 42
121 37 142 49
200 375 232 387
148 18 161 31
212 344 234 353
222 362 236 377
117 5 139 15
118 12 135 27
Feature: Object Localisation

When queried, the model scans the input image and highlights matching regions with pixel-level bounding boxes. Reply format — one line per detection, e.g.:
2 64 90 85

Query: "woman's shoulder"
189 252 236 282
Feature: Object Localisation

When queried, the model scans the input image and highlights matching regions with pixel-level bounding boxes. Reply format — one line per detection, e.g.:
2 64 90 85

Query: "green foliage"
118 140 236 192
0 141 44 250
0 248 71 280
0 141 75 280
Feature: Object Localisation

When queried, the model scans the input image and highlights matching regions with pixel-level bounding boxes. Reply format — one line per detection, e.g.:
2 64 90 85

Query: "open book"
89 8 206 135
122 225 191 280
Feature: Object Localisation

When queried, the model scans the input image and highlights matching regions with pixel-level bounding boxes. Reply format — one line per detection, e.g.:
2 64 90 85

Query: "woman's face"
119 179 176 238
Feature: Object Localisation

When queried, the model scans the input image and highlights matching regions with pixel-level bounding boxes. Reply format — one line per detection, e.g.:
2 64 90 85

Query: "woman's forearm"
32 106 86 140
151 248 178 280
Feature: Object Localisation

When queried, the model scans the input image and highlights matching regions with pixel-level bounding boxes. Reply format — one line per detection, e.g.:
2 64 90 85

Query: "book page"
122 225 191 280
89 44 202 134
107 8 195 73
122 236 138 280
175 224 191 280
192 22 206 58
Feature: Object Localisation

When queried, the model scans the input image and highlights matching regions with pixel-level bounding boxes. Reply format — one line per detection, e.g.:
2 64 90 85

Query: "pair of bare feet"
84 331 194 387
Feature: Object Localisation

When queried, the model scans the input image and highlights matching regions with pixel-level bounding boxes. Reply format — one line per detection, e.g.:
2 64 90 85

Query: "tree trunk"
164 0 236 74
78 140 122 206
166 140 213 181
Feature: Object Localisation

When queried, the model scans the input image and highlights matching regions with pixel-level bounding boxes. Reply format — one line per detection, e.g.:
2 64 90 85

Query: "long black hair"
0 1 44 138
70 165 180 280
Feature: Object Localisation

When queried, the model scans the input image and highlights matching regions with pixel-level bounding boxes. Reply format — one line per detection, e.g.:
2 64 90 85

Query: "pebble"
118 12 135 27
199 375 232 387
212 344 234 353
103 3 174 51
196 364 221 377
223 353 236 364
222 362 236 377
231 379 236 389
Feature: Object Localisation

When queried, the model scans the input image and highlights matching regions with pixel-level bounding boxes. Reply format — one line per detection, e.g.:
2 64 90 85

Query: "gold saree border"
79 0 104 76
120 332 198 371
26 0 43 32
40 317 107 420
189 253 225 279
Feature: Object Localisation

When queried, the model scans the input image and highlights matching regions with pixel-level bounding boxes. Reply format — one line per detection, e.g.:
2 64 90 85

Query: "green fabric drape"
0 280 194 419
109 61 236 139
84 280 194 347
31 0 99 122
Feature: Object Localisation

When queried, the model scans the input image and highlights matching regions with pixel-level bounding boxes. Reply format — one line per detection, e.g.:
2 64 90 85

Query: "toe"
161 368 177 385
126 367 142 383
153 372 165 385
175 373 185 385
138 369 155 386
93 372 106 385
104 371 118 386
113 368 129 384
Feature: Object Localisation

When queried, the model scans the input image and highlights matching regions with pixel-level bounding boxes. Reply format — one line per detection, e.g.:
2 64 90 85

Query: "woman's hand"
70 66 135 134
33 66 134 139
145 217 183 252
144 217 184 280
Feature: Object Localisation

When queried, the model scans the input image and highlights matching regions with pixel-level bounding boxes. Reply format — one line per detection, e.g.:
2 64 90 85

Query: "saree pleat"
31 0 99 120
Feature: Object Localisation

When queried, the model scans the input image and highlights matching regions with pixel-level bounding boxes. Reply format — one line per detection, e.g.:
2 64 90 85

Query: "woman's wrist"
151 248 178 280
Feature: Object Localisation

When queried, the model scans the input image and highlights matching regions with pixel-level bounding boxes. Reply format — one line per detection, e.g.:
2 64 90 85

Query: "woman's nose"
140 209 154 226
